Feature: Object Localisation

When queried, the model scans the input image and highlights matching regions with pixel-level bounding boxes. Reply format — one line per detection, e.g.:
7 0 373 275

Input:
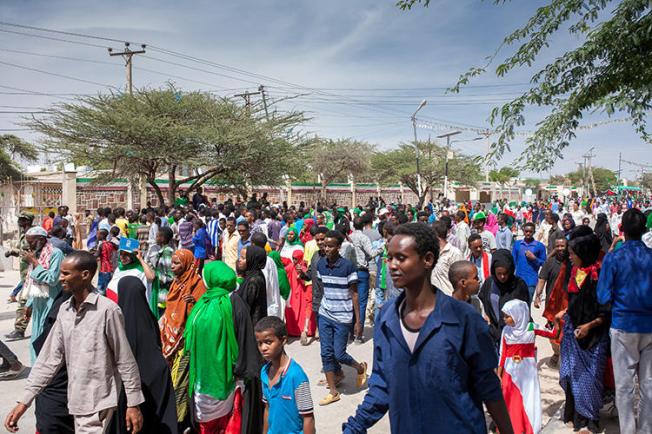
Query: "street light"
436 130 462 200
411 100 427 197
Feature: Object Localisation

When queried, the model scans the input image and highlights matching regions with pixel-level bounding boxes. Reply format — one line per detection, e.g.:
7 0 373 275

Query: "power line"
0 28 108 48
0 21 144 45
0 60 118 89
140 55 261 86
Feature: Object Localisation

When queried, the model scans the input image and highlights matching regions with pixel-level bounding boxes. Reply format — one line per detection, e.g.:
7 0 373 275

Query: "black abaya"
231 292 264 434
236 245 268 325
108 276 178 434
33 291 74 434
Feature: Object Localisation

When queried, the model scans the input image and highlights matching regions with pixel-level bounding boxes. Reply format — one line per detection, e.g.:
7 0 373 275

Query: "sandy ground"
0 264 620 433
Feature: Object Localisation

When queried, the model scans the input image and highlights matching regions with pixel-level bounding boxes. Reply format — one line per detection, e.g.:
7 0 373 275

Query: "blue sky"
0 0 649 179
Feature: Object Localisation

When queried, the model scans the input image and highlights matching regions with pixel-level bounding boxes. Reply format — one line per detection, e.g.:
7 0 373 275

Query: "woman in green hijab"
268 251 291 300
280 226 304 260
185 261 263 433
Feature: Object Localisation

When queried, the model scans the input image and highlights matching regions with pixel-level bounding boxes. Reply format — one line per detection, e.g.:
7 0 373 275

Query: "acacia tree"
307 138 373 202
371 141 481 207
399 0 652 171
29 86 306 206
566 166 617 192
0 134 37 180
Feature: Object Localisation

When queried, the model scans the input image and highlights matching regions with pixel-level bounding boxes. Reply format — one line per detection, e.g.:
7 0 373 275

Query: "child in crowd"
95 228 118 295
498 299 560 434
255 316 315 434
448 260 482 314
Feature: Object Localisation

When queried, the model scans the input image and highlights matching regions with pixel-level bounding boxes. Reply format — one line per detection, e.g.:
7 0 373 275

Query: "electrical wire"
0 28 108 49
0 60 118 89
0 21 144 45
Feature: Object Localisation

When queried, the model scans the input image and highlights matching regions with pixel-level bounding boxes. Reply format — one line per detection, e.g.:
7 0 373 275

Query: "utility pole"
108 42 147 210
108 43 146 95
234 89 261 114
617 152 622 187
258 85 269 120
581 147 597 197
436 130 462 200
410 100 427 200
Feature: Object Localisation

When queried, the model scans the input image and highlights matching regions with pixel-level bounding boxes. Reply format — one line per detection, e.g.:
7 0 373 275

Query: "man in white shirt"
431 221 464 295
570 202 585 226
453 211 471 257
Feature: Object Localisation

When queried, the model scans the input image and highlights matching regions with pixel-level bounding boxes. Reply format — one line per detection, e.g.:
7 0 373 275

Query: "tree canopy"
306 138 374 201
489 166 520 185
399 0 652 171
28 86 306 206
0 134 37 181
566 166 617 193
371 141 481 206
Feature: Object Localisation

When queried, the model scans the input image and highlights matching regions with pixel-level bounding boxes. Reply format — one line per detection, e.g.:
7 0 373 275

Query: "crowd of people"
1 189 651 434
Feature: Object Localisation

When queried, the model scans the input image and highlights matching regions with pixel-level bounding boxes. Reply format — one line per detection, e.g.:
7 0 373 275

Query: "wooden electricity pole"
108 42 147 95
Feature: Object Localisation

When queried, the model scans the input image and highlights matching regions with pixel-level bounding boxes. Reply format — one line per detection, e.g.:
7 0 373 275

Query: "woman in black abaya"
235 245 268 325
108 276 178 434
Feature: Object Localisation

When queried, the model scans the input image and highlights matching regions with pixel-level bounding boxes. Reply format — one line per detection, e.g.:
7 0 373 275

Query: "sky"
0 0 649 180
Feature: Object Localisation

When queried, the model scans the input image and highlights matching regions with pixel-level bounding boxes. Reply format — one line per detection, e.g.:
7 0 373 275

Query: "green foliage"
489 166 520 184
304 138 374 200
638 172 652 192
566 166 616 192
401 1 652 171
371 140 481 206
28 86 306 205
0 134 37 180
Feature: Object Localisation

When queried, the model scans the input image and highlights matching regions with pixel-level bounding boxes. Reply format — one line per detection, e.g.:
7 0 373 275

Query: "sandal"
318 392 341 406
356 362 368 388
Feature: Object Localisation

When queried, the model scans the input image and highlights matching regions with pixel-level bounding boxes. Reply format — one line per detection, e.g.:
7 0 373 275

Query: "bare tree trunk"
148 178 165 208
167 166 177 207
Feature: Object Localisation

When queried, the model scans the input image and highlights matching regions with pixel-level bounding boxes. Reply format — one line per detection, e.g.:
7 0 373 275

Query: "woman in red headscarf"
284 249 316 344
299 218 315 245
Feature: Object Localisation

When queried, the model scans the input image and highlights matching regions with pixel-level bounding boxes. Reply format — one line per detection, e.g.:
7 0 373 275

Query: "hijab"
118 251 144 272
562 214 576 237
593 213 613 252
501 299 533 344
184 261 239 400
237 245 268 324
160 249 206 359
286 227 303 246
485 213 499 235
117 277 162 364
490 249 517 294
300 219 315 244
268 250 291 300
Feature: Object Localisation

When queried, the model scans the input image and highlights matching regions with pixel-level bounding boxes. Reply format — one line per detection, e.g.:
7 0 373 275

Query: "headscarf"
268 251 291 300
184 261 238 400
160 249 207 359
501 299 533 344
117 251 144 273
562 214 576 237
490 249 516 294
286 227 303 246
117 276 162 363
646 211 652 230
485 213 499 235
300 219 315 244
237 245 268 324
593 213 613 253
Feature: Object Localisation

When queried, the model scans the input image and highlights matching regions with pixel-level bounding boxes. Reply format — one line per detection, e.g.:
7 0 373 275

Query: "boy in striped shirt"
315 230 368 406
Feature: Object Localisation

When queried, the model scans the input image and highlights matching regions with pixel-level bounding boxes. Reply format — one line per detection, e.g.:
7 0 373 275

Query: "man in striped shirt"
316 230 368 406
206 210 222 258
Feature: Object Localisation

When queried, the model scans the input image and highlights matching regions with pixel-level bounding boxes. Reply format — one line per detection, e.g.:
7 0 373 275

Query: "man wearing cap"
20 227 64 362
472 211 497 253
4 213 35 342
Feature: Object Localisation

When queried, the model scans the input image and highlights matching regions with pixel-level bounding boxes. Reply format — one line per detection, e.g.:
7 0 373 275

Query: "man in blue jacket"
597 208 652 434
342 223 513 434
512 222 546 305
